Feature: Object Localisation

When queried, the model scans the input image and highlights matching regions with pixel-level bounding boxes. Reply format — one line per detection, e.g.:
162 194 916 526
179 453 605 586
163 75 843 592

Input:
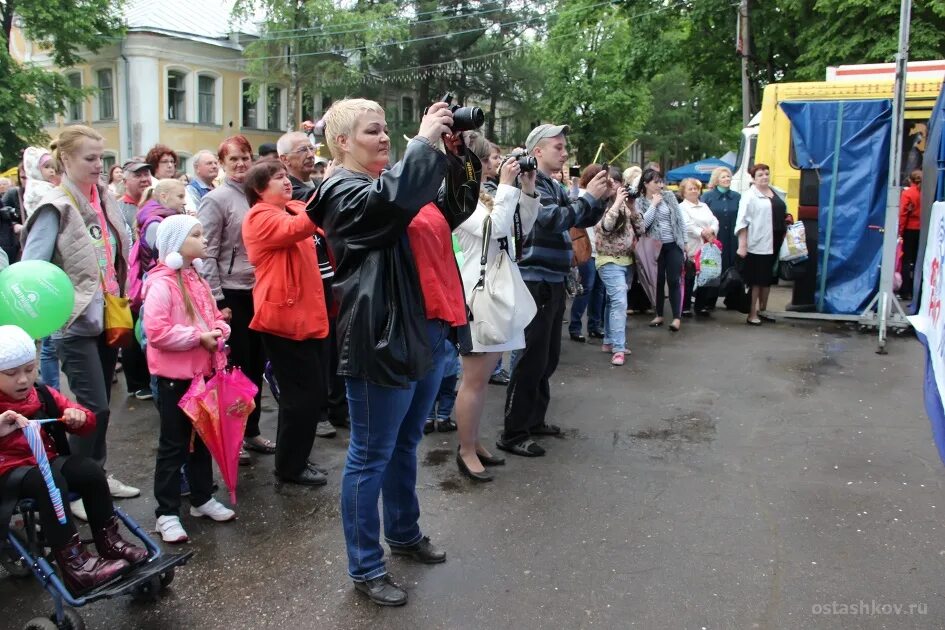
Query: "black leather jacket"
307 139 480 387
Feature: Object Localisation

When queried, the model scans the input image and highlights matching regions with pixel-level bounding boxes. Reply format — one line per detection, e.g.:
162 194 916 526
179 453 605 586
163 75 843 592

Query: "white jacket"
680 199 719 257
455 183 540 353
734 186 786 255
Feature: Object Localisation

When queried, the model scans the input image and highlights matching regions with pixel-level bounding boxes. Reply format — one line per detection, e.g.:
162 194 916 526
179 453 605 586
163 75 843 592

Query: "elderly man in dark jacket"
498 124 610 458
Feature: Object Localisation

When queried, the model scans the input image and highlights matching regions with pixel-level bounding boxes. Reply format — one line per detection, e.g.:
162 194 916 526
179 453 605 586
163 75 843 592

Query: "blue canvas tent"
664 158 733 184
780 99 891 314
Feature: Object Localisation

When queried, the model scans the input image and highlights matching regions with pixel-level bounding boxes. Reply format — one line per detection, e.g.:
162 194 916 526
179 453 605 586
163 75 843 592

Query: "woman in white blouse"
454 132 540 482
679 178 719 316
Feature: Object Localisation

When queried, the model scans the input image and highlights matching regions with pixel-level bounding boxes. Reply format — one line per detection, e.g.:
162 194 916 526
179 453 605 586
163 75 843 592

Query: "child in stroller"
0 324 147 594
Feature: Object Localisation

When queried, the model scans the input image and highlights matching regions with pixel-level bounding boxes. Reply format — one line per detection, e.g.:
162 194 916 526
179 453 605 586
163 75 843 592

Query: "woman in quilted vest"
21 125 139 517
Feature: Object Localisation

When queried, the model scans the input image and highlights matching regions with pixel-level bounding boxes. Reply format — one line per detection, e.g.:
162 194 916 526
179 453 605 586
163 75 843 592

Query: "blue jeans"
341 320 451 581
568 258 597 335
429 341 460 420
39 337 60 390
598 263 634 352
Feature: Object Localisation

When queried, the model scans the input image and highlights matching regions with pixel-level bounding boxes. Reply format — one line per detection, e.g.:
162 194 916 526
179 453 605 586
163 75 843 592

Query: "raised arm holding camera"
307 97 481 608
497 123 609 458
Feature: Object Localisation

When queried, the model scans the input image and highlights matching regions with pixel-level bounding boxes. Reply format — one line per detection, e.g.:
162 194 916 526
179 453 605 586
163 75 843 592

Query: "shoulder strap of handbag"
475 214 494 291
496 204 524 262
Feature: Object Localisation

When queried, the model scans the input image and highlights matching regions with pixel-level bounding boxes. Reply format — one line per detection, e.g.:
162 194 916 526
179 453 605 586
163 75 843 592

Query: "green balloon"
0 261 75 339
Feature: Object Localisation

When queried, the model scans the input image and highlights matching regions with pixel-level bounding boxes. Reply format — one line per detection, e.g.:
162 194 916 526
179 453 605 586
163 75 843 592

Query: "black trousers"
261 333 328 477
223 289 266 439
503 280 566 443
324 317 348 425
153 378 214 517
683 259 696 314
656 243 685 319
122 311 151 393
902 229 920 299
12 456 113 547
57 334 118 468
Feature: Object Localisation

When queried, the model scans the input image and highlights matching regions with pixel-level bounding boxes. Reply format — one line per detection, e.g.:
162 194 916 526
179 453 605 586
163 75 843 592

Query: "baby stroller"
2 495 193 629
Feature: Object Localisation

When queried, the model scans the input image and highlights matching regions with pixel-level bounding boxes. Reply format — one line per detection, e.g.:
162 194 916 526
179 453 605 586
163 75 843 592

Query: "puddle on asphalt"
628 412 717 444
784 349 841 398
438 477 472 493
423 448 453 466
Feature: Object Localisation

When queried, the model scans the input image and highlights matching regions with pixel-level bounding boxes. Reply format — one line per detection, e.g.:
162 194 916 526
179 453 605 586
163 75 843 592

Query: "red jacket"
0 387 95 479
243 200 329 341
899 184 922 235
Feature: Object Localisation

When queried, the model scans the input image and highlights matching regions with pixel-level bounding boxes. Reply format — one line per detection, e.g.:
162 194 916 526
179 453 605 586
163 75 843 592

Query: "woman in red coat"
241 160 330 486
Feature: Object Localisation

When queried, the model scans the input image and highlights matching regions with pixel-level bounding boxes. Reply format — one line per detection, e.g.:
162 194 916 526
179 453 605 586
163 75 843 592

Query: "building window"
401 96 414 122
198 75 216 125
241 80 257 129
167 71 187 121
267 86 282 131
66 72 82 122
102 153 116 175
96 69 114 120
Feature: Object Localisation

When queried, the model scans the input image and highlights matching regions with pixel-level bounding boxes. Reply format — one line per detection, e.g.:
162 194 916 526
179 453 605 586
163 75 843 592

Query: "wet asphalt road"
3 287 943 629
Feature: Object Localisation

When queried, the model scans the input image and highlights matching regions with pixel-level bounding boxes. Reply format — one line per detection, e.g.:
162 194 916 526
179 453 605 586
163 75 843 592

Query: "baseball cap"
122 159 151 174
258 143 278 157
525 124 570 153
313 156 329 166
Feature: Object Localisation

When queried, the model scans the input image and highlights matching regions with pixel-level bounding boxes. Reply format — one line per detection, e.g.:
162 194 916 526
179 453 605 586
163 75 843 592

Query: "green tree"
535 0 651 164
0 0 124 165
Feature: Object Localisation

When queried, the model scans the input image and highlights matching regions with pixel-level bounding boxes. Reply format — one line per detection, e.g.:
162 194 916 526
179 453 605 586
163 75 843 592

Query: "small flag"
22 421 67 524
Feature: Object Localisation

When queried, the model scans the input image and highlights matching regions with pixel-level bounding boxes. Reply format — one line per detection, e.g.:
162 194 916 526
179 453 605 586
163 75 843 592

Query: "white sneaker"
107 475 140 498
156 515 189 543
69 499 88 522
189 498 236 522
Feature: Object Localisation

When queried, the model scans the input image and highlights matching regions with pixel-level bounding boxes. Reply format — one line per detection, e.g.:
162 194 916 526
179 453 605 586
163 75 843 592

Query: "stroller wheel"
22 618 57 630
133 574 162 602
159 567 175 589
50 607 85 630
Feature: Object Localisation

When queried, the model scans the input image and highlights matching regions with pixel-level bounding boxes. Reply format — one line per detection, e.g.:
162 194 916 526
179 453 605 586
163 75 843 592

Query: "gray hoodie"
197 178 255 302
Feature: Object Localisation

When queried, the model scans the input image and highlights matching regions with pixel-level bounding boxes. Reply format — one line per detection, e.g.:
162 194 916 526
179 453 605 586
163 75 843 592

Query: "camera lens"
450 105 485 132
516 156 538 172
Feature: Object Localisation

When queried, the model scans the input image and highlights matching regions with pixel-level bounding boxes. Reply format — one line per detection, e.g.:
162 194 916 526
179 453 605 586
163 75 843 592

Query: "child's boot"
93 515 148 564
53 533 129 593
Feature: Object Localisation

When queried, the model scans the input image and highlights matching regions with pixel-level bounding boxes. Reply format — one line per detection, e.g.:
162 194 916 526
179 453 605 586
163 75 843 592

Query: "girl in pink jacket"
142 215 235 544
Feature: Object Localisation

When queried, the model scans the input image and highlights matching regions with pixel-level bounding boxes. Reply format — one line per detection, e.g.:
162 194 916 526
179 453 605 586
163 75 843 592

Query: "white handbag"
467 215 537 346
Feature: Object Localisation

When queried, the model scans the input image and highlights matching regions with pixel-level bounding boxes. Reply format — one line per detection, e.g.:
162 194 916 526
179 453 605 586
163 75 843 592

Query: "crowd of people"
0 97 801 608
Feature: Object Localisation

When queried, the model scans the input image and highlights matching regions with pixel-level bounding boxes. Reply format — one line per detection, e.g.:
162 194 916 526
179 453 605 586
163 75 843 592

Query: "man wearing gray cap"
497 123 611 457
118 160 152 237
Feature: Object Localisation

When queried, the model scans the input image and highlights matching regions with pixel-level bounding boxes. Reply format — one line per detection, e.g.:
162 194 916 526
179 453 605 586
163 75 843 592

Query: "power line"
249 0 615 62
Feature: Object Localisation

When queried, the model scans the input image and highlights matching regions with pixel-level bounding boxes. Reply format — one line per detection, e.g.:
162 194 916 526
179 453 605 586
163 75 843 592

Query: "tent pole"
874 0 912 354
819 102 845 313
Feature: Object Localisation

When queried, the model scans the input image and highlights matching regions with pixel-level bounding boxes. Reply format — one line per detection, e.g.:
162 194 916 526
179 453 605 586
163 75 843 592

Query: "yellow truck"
732 68 943 217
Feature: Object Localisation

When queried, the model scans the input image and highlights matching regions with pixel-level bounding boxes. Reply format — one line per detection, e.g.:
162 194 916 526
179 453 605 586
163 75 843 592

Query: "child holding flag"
0 324 146 594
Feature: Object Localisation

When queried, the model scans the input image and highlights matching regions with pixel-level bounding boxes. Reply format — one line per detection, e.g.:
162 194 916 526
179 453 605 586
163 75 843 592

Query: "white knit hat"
156 215 201 270
0 325 37 370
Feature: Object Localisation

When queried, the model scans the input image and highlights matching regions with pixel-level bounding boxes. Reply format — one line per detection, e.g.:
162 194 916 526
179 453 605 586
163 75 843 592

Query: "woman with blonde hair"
679 178 719 316
702 166 740 274
453 131 540 480
21 125 140 511
308 97 480 606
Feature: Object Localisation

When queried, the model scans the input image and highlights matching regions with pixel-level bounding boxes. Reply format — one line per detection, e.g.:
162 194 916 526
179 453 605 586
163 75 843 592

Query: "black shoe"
496 438 545 457
531 423 561 436
423 419 435 434
569 333 586 343
354 575 408 607
328 415 350 429
306 460 328 475
695 309 711 317
436 419 457 432
456 449 493 482
477 451 506 466
681 310 693 318
274 468 327 486
588 330 605 339
489 370 510 386
389 536 446 564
